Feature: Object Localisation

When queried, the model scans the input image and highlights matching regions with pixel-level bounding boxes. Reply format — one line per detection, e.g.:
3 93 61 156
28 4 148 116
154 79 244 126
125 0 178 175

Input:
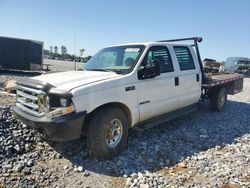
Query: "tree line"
43 46 91 62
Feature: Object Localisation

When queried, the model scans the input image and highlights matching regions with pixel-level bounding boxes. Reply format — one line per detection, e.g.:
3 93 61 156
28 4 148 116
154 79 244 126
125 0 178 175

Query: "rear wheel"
210 87 227 111
86 107 129 158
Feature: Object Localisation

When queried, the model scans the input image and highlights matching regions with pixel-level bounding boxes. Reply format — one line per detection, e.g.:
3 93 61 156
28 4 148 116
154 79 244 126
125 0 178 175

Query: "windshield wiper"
112 69 128 74
85 68 128 74
86 68 114 72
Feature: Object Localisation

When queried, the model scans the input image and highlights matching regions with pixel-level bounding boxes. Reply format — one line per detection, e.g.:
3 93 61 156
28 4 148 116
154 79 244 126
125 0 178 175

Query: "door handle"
196 74 200 82
175 77 179 86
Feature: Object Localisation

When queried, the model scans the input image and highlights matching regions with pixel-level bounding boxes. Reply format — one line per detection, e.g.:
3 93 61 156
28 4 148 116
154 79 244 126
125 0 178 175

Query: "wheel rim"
219 92 226 108
105 119 123 148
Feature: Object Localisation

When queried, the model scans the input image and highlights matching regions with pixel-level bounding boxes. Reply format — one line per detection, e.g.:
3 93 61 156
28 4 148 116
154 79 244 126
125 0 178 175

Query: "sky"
0 0 249 61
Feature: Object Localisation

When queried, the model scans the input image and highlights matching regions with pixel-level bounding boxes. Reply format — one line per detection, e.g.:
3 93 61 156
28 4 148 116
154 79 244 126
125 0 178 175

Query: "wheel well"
86 102 132 127
208 86 227 98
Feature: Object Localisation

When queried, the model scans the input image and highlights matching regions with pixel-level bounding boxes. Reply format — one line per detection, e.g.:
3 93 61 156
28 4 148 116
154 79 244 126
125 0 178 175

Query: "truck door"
172 46 201 108
137 46 179 121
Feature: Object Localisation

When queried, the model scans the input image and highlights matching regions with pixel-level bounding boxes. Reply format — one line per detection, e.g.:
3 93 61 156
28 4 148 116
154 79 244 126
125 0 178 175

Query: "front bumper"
13 106 86 141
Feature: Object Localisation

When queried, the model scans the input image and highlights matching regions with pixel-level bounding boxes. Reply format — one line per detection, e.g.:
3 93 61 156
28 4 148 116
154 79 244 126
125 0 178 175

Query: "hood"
32 71 120 91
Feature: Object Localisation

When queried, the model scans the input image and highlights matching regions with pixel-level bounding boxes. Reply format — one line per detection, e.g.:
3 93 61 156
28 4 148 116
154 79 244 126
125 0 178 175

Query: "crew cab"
13 37 244 158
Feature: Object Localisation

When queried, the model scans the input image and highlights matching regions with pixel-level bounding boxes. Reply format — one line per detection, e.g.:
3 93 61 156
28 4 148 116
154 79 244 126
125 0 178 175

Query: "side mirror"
138 60 161 80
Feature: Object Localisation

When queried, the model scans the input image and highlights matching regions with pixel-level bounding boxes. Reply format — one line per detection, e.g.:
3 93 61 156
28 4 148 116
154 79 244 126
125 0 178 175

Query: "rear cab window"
173 46 195 71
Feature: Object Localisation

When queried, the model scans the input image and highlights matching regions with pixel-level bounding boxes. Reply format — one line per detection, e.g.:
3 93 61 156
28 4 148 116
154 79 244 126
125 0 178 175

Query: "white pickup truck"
13 37 244 158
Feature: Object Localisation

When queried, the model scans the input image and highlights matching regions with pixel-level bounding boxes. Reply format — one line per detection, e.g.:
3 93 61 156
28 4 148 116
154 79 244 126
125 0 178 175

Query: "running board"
133 104 198 131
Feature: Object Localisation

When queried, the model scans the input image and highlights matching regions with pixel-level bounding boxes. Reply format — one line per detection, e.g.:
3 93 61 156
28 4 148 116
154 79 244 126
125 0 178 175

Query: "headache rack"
157 37 204 83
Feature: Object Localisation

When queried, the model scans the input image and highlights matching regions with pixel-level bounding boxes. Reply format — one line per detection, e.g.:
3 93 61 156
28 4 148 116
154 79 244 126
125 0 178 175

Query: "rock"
221 183 241 188
200 134 208 138
77 166 84 172
73 165 84 172
178 162 186 168
21 167 31 175
0 81 4 88
3 173 10 177
22 124 27 128
138 172 143 178
13 164 24 172
83 171 90 177
80 151 88 158
131 173 138 178
181 132 195 142
63 165 68 170
126 177 132 185
147 158 154 163
140 184 149 188
198 128 208 135
145 171 150 177
116 160 123 166
3 164 12 169
154 145 160 151
133 179 138 185
204 166 210 171
5 80 16 93
123 174 128 178
197 155 206 160
159 162 164 166
27 159 34 167
13 144 21 152
25 143 32 152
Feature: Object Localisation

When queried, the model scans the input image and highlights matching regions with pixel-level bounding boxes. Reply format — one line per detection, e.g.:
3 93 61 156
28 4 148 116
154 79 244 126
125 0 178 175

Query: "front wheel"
210 87 227 111
86 107 129 158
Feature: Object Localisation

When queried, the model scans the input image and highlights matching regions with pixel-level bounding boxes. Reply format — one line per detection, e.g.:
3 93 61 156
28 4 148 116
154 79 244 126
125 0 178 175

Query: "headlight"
47 105 75 118
60 98 68 107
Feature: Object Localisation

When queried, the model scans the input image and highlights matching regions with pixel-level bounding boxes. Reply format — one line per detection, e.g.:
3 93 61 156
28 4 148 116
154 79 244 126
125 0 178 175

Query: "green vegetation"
79 48 85 57
43 46 91 63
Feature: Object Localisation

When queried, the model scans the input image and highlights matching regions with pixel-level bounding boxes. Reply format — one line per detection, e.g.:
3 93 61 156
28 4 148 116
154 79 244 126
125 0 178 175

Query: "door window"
174 46 195 70
141 46 174 73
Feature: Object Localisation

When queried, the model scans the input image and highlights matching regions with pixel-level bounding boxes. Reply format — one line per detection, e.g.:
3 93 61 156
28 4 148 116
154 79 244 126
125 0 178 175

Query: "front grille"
16 85 49 117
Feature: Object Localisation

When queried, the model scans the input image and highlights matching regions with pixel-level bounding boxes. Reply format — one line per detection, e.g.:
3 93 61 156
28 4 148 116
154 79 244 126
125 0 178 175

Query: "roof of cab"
111 41 190 47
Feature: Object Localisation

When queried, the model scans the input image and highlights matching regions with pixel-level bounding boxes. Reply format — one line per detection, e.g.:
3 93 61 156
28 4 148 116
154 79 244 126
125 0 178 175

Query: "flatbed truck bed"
201 73 244 102
203 73 244 88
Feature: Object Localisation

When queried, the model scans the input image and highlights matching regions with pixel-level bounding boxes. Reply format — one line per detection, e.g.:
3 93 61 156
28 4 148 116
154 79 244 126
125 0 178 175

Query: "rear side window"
142 46 174 73
174 46 195 70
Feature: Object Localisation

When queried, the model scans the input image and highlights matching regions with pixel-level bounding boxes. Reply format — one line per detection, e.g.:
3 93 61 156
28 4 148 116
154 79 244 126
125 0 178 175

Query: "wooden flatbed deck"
202 73 244 88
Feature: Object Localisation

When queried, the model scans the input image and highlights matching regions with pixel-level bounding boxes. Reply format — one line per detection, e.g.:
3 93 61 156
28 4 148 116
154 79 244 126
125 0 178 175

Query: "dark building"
0 36 43 71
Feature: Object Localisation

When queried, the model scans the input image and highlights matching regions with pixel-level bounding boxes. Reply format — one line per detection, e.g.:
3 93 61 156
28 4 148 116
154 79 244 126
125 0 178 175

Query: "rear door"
172 46 201 108
137 45 179 121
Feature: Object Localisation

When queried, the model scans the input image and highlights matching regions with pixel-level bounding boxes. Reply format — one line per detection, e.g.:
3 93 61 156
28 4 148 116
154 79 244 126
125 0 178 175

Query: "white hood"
32 71 120 91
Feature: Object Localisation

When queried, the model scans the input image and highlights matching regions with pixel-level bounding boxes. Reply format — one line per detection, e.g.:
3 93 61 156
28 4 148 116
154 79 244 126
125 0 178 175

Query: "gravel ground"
0 68 249 188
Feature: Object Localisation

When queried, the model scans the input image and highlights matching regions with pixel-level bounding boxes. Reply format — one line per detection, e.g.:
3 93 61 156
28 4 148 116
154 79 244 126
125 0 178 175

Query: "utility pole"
74 35 76 70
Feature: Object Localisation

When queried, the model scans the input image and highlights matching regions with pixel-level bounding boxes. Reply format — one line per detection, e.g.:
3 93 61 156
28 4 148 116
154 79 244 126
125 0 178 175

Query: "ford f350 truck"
13 37 244 158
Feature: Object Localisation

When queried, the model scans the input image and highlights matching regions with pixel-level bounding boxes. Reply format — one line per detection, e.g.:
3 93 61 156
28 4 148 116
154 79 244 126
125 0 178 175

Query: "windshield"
83 45 145 74
238 60 250 65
